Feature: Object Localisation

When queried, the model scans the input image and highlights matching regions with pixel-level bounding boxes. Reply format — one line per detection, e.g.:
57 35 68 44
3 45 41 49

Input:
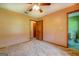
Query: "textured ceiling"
0 3 75 18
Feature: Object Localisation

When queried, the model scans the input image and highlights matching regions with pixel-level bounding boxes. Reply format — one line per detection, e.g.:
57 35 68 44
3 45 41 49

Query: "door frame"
30 20 43 40
36 20 43 40
67 10 79 48
30 20 37 39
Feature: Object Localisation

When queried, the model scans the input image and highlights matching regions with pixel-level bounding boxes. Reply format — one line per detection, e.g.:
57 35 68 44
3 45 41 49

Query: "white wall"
0 8 34 48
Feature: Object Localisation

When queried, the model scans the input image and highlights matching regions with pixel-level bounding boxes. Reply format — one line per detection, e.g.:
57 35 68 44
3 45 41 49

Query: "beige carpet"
2 38 69 56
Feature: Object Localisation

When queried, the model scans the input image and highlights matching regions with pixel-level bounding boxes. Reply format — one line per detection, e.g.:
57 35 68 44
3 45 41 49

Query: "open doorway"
30 20 36 38
68 11 79 50
30 20 43 40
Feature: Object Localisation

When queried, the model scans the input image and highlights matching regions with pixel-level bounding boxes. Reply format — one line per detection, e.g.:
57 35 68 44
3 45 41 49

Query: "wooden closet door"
36 21 43 40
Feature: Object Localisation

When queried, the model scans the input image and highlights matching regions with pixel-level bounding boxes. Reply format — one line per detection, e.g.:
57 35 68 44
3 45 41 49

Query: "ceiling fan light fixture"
32 4 40 11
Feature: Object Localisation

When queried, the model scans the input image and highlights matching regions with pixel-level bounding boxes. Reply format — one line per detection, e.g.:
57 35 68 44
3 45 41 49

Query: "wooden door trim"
30 20 43 40
36 20 43 40
30 20 37 39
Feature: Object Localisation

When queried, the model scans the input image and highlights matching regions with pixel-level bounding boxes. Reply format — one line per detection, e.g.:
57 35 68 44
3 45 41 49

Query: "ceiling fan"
25 3 51 14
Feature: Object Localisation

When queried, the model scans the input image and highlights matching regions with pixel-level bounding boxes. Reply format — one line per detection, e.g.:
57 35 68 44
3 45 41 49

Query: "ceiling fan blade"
27 3 32 4
27 3 51 6
40 3 51 6
39 9 43 13
29 8 32 11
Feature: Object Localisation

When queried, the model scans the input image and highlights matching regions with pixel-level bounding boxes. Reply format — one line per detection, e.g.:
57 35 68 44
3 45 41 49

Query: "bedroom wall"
42 4 79 47
0 8 34 48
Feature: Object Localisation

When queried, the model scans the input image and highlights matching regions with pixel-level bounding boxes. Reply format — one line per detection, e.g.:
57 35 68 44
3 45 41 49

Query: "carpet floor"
1 38 69 56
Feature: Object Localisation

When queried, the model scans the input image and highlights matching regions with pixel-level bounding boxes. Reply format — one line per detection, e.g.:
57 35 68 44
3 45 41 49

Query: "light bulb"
32 4 40 11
